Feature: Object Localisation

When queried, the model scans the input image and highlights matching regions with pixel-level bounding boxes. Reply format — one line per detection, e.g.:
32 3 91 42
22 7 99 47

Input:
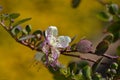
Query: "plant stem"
0 21 119 64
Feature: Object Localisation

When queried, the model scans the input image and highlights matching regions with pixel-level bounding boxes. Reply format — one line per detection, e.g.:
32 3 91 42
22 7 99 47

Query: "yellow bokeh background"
0 0 120 80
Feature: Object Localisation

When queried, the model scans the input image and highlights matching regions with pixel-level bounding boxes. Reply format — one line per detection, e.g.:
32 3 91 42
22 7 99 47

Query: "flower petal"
51 47 60 60
42 41 50 54
45 26 58 37
57 36 71 48
47 36 57 47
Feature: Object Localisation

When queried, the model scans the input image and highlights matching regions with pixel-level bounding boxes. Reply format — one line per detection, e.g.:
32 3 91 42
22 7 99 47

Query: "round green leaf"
95 40 109 55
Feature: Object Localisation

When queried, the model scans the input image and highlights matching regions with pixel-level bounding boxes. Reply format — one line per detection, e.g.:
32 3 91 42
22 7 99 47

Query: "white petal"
57 36 71 48
47 36 57 47
45 26 58 37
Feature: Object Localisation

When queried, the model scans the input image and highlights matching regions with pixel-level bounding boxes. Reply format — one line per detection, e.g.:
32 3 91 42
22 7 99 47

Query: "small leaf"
97 12 112 22
68 61 77 74
22 29 28 35
77 61 89 69
107 21 120 42
72 0 81 8
92 57 103 73
107 3 119 15
60 67 71 77
103 33 114 43
25 25 32 34
19 35 35 41
9 13 20 19
110 62 118 70
82 65 92 80
72 74 84 80
13 18 31 27
33 30 42 39
95 40 109 55
11 26 22 36
92 73 102 80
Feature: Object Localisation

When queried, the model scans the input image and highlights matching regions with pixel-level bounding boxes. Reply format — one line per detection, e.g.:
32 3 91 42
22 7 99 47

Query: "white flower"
45 26 71 48
42 26 71 67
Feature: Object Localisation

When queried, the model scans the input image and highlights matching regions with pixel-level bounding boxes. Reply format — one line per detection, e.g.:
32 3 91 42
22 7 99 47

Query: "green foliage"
25 25 32 34
107 21 120 42
95 40 109 55
9 13 20 19
103 33 114 43
92 73 103 80
107 3 119 15
82 65 92 80
33 30 42 40
13 18 31 27
60 67 71 78
96 12 112 22
11 26 21 36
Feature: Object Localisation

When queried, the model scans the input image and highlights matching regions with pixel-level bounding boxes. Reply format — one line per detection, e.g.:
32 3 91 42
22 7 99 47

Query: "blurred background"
0 0 120 80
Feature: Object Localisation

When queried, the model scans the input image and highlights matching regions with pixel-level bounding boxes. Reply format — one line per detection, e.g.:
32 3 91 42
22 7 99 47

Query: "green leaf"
107 21 120 42
77 61 89 69
95 40 109 55
25 25 32 34
110 62 118 70
72 74 84 80
92 73 102 80
60 67 71 77
68 61 77 74
72 0 81 8
97 12 112 22
33 30 42 39
9 13 20 19
13 18 31 27
11 26 22 36
107 3 119 15
82 65 92 80
22 29 28 35
92 57 103 73
103 33 114 43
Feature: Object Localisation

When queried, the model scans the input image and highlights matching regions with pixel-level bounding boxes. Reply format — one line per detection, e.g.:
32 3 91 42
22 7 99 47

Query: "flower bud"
76 39 93 53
